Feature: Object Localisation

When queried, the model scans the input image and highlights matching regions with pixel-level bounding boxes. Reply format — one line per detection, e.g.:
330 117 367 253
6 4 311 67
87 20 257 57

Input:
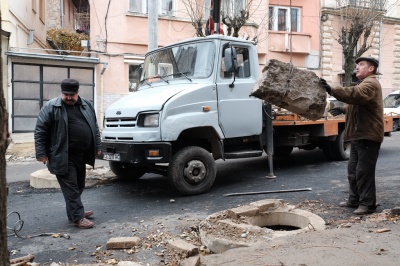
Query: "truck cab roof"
146 35 256 55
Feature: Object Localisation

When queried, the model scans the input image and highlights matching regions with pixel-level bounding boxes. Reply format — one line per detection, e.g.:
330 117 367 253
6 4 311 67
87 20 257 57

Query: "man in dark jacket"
320 56 384 215
35 78 101 228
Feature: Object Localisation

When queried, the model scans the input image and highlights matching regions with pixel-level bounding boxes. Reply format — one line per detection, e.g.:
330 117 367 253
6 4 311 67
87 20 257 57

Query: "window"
221 0 245 17
141 41 215 85
129 64 142 92
129 0 174 16
161 0 173 16
268 6 300 32
129 0 147 13
220 46 251 79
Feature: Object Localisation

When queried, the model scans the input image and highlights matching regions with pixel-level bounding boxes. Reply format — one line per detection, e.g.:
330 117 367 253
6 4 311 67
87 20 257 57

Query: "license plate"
103 152 121 161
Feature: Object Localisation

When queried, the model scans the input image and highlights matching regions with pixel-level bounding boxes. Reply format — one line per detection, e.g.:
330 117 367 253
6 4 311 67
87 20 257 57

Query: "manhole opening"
249 212 310 232
263 225 301 231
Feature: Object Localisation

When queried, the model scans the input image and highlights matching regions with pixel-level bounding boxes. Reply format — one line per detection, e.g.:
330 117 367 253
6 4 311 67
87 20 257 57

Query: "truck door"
217 44 262 138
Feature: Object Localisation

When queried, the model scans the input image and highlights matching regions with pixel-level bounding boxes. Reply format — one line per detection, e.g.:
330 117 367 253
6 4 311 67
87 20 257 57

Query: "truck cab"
101 35 266 195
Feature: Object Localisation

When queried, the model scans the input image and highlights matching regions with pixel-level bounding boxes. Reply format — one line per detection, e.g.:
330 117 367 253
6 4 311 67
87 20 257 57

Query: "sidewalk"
6 133 114 187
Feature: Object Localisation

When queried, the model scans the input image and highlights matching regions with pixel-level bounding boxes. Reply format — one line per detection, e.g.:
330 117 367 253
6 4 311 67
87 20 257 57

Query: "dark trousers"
56 154 86 223
347 139 381 209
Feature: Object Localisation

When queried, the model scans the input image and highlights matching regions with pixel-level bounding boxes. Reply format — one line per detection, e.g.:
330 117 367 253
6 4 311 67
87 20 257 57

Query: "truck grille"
105 118 136 128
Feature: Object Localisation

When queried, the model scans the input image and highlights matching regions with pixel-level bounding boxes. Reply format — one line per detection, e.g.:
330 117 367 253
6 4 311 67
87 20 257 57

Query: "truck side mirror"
139 64 143 80
224 46 238 73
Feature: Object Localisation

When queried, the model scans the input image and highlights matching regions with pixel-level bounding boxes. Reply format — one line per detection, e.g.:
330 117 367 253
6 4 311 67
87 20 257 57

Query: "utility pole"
148 0 158 51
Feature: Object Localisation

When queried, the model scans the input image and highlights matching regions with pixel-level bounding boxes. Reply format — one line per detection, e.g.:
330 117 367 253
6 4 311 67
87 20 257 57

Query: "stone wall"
47 0 61 29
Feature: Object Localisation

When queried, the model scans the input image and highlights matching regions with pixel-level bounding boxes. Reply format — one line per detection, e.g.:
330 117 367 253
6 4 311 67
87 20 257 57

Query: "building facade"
3 0 400 132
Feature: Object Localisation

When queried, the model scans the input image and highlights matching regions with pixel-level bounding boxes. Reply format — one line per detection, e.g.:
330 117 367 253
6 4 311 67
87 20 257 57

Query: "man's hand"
329 107 344 116
37 157 48 164
319 78 332 94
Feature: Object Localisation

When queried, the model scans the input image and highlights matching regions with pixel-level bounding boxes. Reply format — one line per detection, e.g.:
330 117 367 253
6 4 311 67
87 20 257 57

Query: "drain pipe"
60 0 64 28
100 62 108 129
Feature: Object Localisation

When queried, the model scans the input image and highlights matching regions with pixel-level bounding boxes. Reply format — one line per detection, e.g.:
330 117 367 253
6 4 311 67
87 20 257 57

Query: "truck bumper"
101 141 172 164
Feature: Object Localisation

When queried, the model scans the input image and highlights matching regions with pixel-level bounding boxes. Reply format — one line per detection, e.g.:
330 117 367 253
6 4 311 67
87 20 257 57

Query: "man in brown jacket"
320 56 384 215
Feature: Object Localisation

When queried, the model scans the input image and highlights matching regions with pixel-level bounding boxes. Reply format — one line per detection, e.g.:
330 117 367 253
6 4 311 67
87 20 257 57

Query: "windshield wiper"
159 75 169 84
139 78 152 86
175 72 192 82
160 72 192 82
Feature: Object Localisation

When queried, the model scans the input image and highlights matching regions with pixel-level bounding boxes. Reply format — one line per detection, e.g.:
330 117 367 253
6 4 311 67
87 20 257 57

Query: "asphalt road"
6 131 400 264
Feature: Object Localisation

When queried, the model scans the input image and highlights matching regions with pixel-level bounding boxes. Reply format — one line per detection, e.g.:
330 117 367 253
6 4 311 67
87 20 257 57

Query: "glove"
329 107 344 116
319 78 331 94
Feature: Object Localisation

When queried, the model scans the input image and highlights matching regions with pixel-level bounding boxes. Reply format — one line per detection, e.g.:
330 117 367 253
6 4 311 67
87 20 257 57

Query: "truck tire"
393 119 399 131
273 146 293 157
109 161 145 180
321 142 333 160
168 146 216 195
328 129 350 161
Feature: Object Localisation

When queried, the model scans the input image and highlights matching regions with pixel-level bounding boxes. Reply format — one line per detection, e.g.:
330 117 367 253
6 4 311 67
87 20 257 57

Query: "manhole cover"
199 199 326 253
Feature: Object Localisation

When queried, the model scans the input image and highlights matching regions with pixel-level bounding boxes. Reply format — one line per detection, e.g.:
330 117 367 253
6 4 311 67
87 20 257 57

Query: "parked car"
383 90 400 131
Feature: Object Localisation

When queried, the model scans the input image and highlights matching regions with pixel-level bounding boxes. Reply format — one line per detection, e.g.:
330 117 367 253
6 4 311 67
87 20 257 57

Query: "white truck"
100 34 395 195
101 35 269 195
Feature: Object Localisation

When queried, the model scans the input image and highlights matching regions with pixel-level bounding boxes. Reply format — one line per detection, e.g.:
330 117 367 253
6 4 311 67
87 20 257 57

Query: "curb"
30 165 117 189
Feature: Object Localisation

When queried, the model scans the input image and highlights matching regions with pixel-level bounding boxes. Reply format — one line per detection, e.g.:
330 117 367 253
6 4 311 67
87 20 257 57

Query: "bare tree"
0 10 11 265
180 0 268 42
333 0 388 85
221 0 251 38
181 0 208 37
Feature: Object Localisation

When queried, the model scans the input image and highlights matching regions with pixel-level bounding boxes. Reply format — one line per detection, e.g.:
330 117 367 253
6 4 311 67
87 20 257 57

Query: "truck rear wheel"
168 146 216 195
393 119 399 131
109 161 145 180
328 129 350 161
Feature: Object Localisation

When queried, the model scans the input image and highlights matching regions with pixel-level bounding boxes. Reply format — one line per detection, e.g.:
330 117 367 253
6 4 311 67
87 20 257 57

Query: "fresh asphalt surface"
6 132 400 264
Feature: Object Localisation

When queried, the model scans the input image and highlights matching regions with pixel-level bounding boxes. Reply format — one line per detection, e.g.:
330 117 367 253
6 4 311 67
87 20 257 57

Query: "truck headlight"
142 113 159 127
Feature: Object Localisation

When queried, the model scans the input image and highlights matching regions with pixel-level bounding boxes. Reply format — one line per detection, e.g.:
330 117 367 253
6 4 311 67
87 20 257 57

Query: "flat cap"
61 78 79 93
355 56 379 68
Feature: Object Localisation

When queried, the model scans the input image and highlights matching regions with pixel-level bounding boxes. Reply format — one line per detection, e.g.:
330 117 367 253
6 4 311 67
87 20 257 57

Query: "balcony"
268 31 311 54
338 0 386 14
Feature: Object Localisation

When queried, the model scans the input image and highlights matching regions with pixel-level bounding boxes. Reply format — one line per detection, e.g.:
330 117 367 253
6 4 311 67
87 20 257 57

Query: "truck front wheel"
109 161 145 180
168 146 217 195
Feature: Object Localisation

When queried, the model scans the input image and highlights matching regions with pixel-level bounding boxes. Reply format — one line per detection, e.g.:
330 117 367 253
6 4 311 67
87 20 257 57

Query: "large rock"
251 59 327 120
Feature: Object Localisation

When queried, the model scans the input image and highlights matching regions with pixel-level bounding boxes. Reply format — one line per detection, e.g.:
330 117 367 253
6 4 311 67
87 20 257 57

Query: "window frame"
39 0 45 24
268 5 301 32
32 0 37 13
128 0 174 16
221 0 246 17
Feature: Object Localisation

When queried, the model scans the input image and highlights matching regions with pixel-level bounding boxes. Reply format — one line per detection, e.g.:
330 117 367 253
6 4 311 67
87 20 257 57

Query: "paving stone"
167 238 198 258
391 207 400 216
227 205 259 218
106 236 141 249
250 199 284 212
179 255 200 266
117 262 143 266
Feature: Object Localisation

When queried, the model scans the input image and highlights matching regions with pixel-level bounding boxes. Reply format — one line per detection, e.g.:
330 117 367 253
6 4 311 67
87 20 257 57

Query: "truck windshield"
140 41 215 84
383 94 400 108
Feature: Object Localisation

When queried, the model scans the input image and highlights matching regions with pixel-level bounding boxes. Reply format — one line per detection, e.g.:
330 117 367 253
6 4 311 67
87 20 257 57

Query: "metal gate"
11 63 95 132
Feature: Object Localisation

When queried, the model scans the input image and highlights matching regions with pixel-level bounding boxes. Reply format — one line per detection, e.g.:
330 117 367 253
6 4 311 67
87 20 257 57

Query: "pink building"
2 0 400 132
90 0 322 127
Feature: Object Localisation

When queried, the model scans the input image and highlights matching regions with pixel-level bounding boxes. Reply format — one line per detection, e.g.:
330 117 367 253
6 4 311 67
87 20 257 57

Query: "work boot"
353 206 375 215
75 218 94 229
339 201 358 208
85 210 94 219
